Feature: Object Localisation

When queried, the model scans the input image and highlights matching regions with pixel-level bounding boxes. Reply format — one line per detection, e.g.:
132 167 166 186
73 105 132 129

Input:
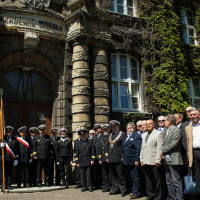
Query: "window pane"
117 0 123 5
194 99 200 108
120 67 127 79
189 28 194 37
112 83 118 108
39 110 46 120
117 5 123 13
111 55 116 65
110 1 114 11
131 84 138 96
111 65 117 78
121 96 128 108
190 37 195 45
120 84 128 96
127 0 133 7
131 59 138 80
187 10 194 26
132 97 138 109
128 7 133 16
120 56 127 66
193 78 199 88
194 87 200 97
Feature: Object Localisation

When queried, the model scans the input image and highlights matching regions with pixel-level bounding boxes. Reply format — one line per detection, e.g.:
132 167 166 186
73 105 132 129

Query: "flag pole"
0 88 5 193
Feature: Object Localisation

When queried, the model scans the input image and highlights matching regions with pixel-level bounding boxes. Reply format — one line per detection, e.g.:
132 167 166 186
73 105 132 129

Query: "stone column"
72 43 90 140
93 47 110 124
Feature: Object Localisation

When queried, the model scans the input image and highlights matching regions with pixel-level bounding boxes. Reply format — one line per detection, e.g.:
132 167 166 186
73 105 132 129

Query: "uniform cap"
102 124 110 129
109 120 120 126
38 125 46 130
6 126 14 131
77 129 87 135
60 128 67 132
50 128 58 132
93 124 102 130
29 127 38 132
18 126 27 133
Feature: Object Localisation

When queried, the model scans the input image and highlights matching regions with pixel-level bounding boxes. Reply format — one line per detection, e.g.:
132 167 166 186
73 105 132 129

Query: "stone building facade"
0 0 151 141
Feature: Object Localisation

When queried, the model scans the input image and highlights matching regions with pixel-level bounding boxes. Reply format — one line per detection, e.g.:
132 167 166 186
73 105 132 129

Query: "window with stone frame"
110 0 136 17
181 8 197 45
111 54 140 112
189 77 200 108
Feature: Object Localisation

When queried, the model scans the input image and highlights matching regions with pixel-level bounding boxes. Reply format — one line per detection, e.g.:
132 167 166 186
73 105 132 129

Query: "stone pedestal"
93 47 110 124
72 43 90 139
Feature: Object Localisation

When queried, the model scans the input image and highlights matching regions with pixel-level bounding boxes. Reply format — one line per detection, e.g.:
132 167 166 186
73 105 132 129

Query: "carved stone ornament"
72 104 90 114
93 55 108 65
20 0 50 10
72 122 90 132
94 106 110 115
94 71 109 81
24 32 39 54
72 52 88 63
94 88 109 98
72 69 90 79
72 86 90 96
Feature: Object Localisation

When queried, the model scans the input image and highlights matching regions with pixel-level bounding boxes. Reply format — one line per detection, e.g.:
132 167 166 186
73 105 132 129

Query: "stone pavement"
0 186 147 200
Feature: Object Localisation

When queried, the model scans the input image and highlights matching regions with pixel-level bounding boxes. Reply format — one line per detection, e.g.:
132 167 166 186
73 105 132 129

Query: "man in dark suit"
92 124 103 190
49 128 60 186
75 129 95 192
106 120 127 197
29 127 38 187
0 126 18 189
16 126 32 188
33 125 53 187
74 135 81 188
160 114 184 200
122 122 142 199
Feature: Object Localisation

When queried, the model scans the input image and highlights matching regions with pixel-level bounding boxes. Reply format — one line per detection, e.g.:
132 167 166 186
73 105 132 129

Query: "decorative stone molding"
93 55 108 65
72 104 90 114
20 0 50 10
72 69 90 79
72 86 90 96
24 32 39 54
94 88 109 97
94 106 110 115
72 122 90 132
94 71 108 81
72 52 88 62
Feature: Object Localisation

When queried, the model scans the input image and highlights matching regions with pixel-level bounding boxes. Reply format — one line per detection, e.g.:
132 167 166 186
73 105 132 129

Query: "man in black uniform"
92 124 103 190
56 128 72 188
33 125 53 187
98 124 111 192
29 127 38 187
0 126 18 189
106 120 127 196
16 126 32 188
75 129 95 192
74 134 81 188
49 128 60 186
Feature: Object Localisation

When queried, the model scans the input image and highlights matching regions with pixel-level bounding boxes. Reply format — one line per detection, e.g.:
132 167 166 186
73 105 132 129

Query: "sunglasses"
158 120 165 122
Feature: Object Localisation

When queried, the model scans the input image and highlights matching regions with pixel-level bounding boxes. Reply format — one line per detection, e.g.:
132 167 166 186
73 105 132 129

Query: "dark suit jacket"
179 121 189 156
122 132 142 166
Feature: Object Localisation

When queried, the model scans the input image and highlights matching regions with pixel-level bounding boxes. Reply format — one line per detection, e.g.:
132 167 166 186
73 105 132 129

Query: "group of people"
0 105 200 200
0 125 72 189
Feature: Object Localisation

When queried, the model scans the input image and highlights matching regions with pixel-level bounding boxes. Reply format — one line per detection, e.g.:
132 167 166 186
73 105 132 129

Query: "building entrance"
0 69 53 134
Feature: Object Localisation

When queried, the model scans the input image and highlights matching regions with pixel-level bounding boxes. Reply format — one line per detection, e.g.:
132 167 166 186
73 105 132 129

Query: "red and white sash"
5 143 15 159
16 137 30 149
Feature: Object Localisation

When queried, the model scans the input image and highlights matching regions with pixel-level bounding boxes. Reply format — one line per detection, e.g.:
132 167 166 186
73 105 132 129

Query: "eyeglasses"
158 120 165 122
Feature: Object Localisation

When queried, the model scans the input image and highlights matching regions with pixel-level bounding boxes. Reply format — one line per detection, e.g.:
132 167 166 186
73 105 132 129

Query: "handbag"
184 174 200 195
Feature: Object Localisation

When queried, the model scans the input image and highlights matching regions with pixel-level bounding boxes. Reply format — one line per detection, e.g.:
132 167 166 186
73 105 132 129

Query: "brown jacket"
185 124 193 168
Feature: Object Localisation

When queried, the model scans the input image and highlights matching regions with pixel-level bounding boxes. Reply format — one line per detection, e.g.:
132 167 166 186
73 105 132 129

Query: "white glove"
70 161 73 166
0 143 5 148
29 159 32 163
13 160 18 166
56 162 59 165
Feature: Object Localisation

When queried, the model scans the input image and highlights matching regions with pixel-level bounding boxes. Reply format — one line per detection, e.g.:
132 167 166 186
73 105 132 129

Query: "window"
111 55 140 111
189 78 200 108
110 0 135 17
181 8 197 45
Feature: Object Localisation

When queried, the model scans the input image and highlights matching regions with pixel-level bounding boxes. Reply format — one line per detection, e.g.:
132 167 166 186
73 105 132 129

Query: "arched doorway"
0 69 53 135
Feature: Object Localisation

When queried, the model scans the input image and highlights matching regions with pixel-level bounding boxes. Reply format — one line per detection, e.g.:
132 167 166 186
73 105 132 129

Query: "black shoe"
75 185 81 188
24 183 30 188
65 182 69 188
7 185 12 190
121 192 127 197
81 187 86 192
102 187 110 192
45 183 51 187
110 191 118 195
37 183 42 187
88 187 93 192
17 184 21 188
